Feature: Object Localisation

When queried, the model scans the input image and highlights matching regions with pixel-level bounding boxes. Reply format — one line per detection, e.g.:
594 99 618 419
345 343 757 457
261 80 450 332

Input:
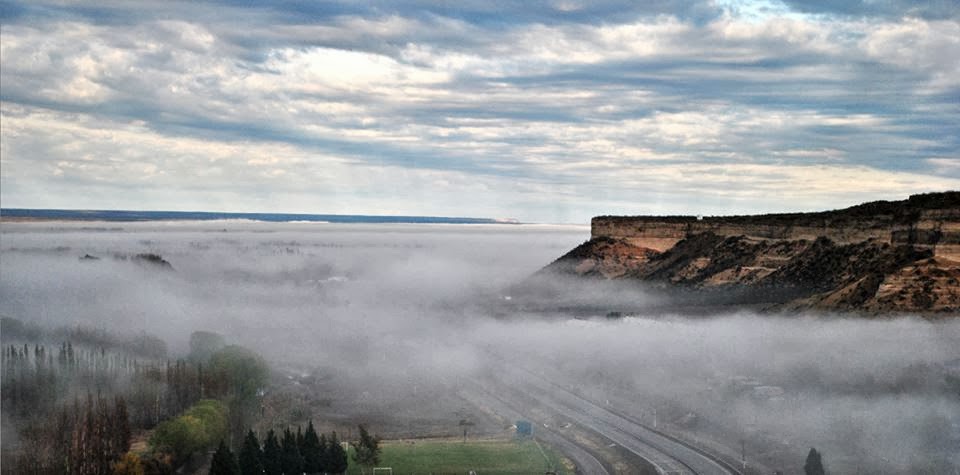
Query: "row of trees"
9 393 132 475
0 318 168 360
209 421 351 475
1 334 184 474
3 325 276 475
1 341 149 417
3 335 269 475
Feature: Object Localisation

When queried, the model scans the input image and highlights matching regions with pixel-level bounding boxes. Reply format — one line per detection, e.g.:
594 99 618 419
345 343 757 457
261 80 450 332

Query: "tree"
317 433 330 473
804 448 825 475
281 427 304 474
113 396 133 457
351 425 381 474
150 400 227 463
207 346 268 445
262 430 283 475
300 421 323 474
238 430 264 475
326 432 348 475
209 440 239 475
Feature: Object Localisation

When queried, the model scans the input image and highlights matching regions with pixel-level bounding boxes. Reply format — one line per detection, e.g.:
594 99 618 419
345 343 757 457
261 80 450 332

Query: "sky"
1 0 958 223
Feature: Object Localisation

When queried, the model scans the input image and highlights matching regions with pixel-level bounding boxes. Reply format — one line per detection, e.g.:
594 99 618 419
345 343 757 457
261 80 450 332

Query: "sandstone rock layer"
543 192 960 315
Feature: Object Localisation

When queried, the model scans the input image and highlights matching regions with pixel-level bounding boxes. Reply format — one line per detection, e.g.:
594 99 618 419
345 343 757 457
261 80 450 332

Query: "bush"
149 400 227 461
112 452 145 475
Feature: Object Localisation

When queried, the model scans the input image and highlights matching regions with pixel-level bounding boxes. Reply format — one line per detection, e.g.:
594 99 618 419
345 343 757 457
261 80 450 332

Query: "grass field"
344 438 570 475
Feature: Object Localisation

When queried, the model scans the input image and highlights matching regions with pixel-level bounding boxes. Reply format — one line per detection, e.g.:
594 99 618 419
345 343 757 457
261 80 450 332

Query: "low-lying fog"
2 221 958 473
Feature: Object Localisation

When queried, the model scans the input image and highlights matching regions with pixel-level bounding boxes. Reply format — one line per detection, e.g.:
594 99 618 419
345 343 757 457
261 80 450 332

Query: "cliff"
541 192 960 315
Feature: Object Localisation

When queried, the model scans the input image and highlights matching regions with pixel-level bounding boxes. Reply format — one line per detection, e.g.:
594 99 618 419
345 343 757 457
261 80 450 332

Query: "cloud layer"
1 0 958 221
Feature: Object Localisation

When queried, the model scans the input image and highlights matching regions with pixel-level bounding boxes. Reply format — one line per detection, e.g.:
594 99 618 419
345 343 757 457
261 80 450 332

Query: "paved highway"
492 365 741 475
460 383 612 475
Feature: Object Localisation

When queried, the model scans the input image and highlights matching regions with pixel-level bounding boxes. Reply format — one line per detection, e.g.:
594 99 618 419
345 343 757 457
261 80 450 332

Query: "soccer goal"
372 468 393 475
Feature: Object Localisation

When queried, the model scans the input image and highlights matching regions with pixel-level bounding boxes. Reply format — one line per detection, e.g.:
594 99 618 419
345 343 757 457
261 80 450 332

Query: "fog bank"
2 221 957 473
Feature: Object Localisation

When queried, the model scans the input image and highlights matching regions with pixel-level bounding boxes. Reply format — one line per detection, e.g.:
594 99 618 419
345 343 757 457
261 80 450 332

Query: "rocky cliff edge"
540 192 960 315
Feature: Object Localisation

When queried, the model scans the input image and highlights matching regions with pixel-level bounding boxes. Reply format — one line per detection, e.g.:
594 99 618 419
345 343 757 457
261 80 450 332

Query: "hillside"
540 192 960 315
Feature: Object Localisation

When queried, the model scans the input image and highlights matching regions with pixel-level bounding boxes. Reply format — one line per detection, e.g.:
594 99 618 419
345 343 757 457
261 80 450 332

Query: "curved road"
460 383 612 475
492 365 741 475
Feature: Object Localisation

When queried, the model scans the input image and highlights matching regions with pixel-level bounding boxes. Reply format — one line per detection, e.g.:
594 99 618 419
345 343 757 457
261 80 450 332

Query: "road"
474 364 742 475
460 383 612 475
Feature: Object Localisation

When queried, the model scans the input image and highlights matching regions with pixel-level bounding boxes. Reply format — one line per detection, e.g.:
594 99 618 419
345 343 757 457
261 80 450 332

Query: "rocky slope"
540 192 960 315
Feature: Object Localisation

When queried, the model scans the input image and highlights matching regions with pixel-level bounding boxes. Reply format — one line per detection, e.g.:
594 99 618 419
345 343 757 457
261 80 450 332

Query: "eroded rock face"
544 192 960 315
865 258 960 313
540 236 660 278
591 192 960 260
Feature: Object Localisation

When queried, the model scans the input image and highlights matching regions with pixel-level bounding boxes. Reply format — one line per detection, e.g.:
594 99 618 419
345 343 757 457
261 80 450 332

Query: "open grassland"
346 438 569 475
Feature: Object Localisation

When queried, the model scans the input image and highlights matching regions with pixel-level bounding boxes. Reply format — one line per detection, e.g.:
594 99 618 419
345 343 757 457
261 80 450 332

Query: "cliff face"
542 192 960 315
591 192 960 260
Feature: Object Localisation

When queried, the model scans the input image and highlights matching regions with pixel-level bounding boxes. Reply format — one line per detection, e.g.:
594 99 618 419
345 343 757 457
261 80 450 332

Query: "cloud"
778 0 960 20
1 1 958 222
859 18 960 91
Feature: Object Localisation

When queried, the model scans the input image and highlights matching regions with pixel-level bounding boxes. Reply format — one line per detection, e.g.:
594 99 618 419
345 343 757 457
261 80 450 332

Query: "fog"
2 221 958 473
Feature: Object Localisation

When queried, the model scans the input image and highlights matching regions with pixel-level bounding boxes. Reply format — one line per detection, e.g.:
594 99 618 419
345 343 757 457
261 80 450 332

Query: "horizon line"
0 207 528 225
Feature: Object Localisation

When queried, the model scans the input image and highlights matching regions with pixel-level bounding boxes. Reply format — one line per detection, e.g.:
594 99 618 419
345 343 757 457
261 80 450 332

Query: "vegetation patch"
345 439 569 475
150 399 228 463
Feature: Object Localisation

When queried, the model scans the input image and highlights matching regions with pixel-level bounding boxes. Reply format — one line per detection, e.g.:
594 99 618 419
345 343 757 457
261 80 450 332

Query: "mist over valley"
2 221 958 474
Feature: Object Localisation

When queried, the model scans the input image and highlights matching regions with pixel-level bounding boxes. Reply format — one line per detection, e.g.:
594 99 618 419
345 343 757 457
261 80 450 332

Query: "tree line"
9 392 132 475
208 421 351 475
2 332 269 475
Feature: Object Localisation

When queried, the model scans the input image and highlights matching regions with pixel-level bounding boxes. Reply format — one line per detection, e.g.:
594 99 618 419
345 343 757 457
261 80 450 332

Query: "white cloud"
0 4 957 221
860 18 960 90
926 158 960 177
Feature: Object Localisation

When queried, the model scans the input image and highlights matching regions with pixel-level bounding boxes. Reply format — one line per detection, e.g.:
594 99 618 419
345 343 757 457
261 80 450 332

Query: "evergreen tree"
262 430 283 475
327 432 348 475
317 433 329 473
281 428 304 474
351 425 381 473
301 421 323 474
209 440 239 475
238 430 264 475
804 448 826 475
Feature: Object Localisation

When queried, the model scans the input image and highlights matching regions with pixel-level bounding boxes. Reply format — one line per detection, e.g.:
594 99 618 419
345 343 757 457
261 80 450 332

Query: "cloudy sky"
1 0 958 223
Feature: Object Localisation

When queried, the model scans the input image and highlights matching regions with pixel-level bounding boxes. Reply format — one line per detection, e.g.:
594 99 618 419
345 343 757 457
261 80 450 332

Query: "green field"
345 438 569 475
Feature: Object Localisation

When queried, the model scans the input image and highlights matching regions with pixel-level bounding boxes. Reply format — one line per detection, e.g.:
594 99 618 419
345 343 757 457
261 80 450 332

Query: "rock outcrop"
542 192 960 315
